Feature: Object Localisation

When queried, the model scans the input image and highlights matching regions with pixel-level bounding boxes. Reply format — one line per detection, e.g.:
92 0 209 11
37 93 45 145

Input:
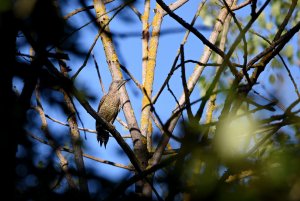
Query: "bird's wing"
97 94 107 112
111 105 121 124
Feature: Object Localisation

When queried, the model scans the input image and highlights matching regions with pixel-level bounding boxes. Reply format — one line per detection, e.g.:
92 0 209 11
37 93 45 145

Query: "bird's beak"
122 78 131 85
118 78 130 89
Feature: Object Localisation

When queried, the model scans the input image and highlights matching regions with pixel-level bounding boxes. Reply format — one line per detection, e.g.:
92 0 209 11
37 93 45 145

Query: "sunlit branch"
64 0 115 20
231 0 252 11
116 117 129 130
93 0 161 199
152 2 235 154
162 0 189 16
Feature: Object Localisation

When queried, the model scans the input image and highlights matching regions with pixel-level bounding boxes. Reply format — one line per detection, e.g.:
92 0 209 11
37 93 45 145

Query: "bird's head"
109 79 130 91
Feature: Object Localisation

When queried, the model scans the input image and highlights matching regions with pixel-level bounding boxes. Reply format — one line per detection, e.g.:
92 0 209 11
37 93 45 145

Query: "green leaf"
271 58 282 69
284 45 294 62
269 74 276 84
258 12 266 28
271 1 281 19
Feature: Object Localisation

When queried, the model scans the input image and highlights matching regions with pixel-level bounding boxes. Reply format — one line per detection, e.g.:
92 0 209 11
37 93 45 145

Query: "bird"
96 79 130 148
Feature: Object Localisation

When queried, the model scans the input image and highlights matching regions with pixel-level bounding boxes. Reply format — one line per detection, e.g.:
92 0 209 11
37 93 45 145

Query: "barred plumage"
96 79 129 148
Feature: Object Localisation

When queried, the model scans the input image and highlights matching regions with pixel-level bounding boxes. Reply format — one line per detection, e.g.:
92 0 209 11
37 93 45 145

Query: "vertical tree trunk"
93 0 151 198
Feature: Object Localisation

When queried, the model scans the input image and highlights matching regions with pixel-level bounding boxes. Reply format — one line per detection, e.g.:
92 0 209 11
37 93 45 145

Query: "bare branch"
93 1 161 199
231 0 252 11
35 88 78 190
116 117 129 130
152 0 207 104
151 0 234 168
120 64 142 90
162 0 189 16
92 52 106 94
28 133 134 171
204 10 231 140
250 26 300 100
222 0 251 84
63 0 115 20
180 45 193 120
129 4 142 21
105 154 179 201
150 113 173 150
140 7 163 138
59 52 90 194
64 5 94 20
156 0 225 58
73 1 133 80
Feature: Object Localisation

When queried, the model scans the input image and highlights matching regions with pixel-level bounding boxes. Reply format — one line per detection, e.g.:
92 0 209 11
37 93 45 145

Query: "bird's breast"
98 93 120 122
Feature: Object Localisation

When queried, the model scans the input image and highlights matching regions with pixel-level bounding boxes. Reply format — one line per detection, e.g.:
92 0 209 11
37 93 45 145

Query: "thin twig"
167 81 184 122
92 52 106 94
251 28 300 99
116 117 129 130
222 0 251 84
279 56 300 99
180 45 193 120
105 154 178 201
64 0 115 20
129 4 142 20
28 133 134 171
46 114 131 137
162 0 189 16
72 1 133 80
144 89 182 142
152 0 208 104
150 113 173 150
120 64 142 90
35 87 78 190
231 0 252 11
46 114 96 133
64 5 94 20
49 4 124 53
174 60 245 70
156 0 225 59
59 54 89 194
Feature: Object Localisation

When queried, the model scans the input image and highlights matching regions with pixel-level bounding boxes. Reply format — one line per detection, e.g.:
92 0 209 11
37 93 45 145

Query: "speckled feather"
95 79 129 148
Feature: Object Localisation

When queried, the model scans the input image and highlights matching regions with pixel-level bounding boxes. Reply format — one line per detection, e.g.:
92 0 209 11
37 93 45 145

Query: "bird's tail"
96 123 109 148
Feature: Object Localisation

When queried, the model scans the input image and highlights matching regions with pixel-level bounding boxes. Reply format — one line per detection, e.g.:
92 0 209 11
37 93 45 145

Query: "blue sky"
15 0 300 195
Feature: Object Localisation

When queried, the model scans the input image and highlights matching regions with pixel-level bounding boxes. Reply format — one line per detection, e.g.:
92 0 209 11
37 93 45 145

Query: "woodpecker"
96 79 130 148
